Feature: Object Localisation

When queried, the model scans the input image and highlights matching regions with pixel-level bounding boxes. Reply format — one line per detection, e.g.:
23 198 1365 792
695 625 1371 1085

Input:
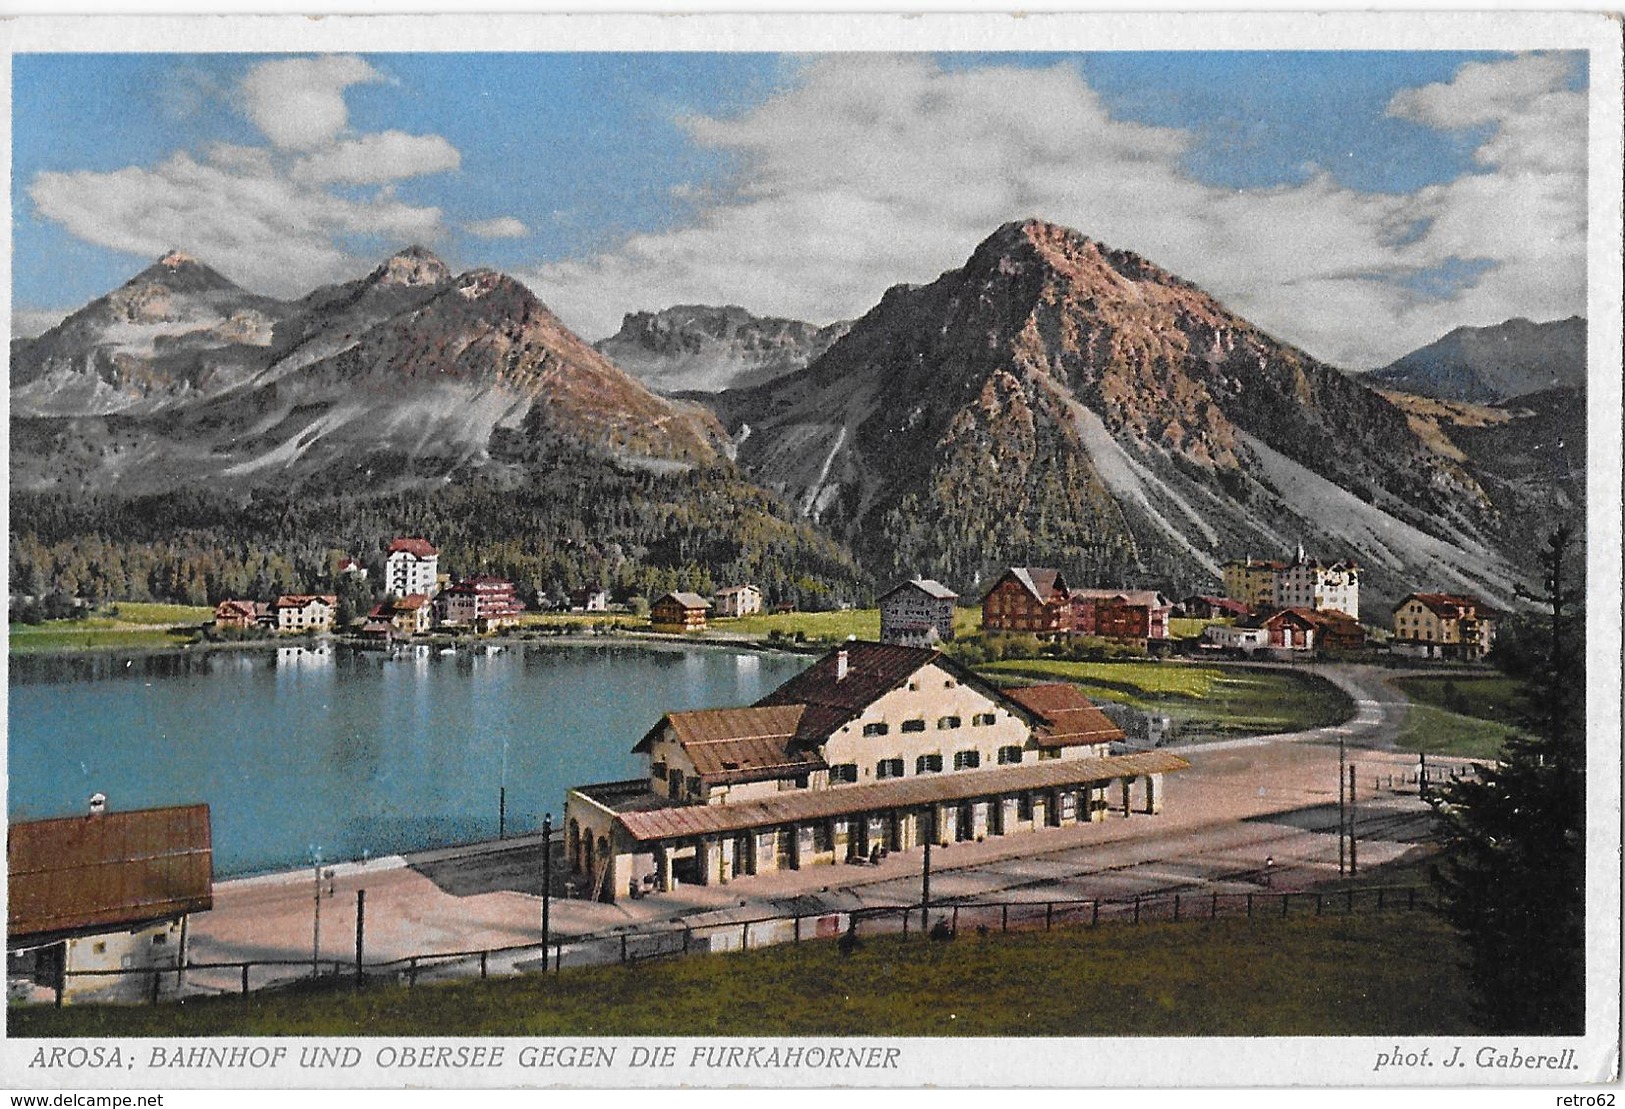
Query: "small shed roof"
9 804 213 941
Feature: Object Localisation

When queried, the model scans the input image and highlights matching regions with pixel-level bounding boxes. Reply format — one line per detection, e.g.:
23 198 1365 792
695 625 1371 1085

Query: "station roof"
615 750 1189 843
9 804 213 942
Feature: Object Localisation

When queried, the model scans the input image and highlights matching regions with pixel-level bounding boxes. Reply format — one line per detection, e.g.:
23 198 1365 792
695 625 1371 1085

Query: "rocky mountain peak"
157 249 200 268
371 245 452 289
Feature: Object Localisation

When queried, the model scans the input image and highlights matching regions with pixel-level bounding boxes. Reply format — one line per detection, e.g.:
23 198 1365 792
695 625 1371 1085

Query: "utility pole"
1338 734 1347 876
311 847 322 978
921 806 933 929
355 889 366 989
541 814 553 959
1348 764 1358 876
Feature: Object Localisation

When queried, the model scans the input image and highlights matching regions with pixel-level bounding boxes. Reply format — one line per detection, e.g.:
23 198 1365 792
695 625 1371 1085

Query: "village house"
8 799 212 1004
1275 548 1361 620
1391 593 1497 660
564 642 1187 902
212 599 265 630
569 587 609 613
384 538 439 599
1178 594 1252 621
273 594 337 635
365 593 432 639
713 584 764 619
878 579 958 646
437 577 526 632
334 555 368 581
651 591 711 632
1221 557 1286 611
1200 622 1269 655
981 567 1074 636
1223 548 1361 619
1068 589 1173 642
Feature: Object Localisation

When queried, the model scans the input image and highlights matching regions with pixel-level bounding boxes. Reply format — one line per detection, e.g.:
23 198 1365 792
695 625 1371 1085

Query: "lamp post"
542 813 553 965
920 806 933 930
1338 733 1347 876
310 846 322 978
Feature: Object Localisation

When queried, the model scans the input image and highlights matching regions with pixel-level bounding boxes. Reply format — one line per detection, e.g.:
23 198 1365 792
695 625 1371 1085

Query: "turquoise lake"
7 643 810 877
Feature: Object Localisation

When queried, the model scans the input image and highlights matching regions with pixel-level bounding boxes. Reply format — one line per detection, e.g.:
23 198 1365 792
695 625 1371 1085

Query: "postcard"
2 9 1619 1098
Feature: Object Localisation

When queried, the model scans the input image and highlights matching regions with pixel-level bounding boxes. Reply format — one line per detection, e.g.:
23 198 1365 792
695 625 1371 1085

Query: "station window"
953 749 981 770
1038 748 1061 761
1018 794 1034 821
830 763 859 784
862 722 890 737
997 745 1023 765
901 719 926 734
876 758 904 779
651 761 667 781
668 768 685 797
937 715 962 730
152 933 168 946
916 754 943 774
973 712 997 727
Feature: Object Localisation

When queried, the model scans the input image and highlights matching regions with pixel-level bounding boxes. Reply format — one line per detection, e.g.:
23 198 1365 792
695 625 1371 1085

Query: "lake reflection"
8 643 810 876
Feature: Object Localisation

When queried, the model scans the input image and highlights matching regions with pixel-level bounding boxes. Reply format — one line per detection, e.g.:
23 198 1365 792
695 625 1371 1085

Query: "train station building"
564 642 1187 902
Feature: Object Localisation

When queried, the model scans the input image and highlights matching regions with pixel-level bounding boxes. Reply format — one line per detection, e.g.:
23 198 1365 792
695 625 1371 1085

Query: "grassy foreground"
983 659 1352 739
9 603 213 654
12 911 1471 1038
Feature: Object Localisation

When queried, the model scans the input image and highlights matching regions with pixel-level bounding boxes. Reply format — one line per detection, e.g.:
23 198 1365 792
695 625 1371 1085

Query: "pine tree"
1428 525 1585 1033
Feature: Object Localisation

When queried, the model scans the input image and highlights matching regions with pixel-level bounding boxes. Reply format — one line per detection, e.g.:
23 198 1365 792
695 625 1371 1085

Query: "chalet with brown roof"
212 599 264 630
365 593 432 638
564 641 1185 902
1392 593 1497 660
981 567 1072 636
1068 589 1173 642
7 801 212 1003
651 591 711 631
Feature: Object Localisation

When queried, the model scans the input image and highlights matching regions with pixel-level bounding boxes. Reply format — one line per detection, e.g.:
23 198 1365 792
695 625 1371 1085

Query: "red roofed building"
384 538 439 598
7 801 212 1003
274 594 337 634
1068 589 1173 642
437 577 526 632
564 642 1184 902
213 599 264 630
1392 593 1497 660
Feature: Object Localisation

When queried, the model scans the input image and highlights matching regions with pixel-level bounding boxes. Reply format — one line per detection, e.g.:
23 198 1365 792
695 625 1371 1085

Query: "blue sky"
13 50 1590 367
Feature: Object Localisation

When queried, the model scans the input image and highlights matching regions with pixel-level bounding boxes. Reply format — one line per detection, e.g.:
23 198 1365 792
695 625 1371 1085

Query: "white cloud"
526 54 1588 368
293 131 461 185
28 58 465 299
239 55 382 150
30 151 445 298
465 216 530 239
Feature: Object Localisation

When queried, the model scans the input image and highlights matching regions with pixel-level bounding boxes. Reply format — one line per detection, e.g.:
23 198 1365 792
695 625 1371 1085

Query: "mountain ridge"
711 217 1549 610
